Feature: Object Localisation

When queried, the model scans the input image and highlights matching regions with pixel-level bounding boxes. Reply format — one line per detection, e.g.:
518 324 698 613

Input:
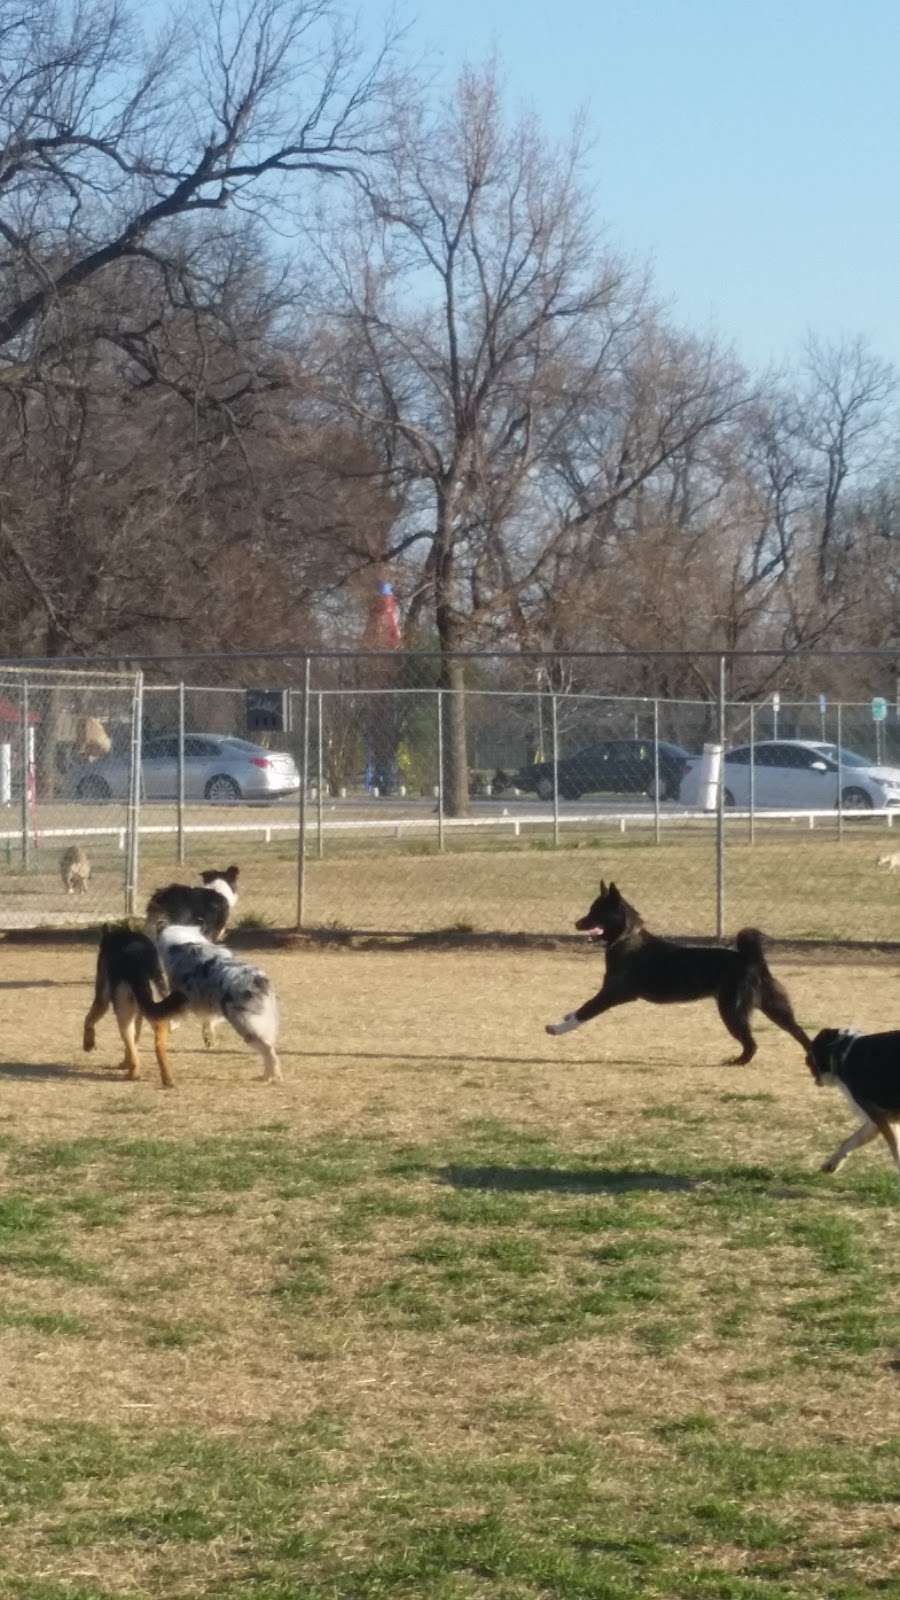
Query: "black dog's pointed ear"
607 881 621 901
599 879 607 895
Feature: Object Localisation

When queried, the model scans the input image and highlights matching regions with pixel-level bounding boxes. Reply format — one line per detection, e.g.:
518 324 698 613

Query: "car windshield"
809 744 869 769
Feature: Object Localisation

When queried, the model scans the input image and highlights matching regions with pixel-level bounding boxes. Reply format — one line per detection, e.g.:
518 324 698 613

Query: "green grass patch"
3 1091 900 1597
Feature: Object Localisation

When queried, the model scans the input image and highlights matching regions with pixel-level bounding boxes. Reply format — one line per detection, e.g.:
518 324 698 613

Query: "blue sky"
410 0 900 374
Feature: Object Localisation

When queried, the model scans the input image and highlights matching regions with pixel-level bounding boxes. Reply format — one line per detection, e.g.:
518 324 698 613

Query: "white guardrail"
1 806 897 850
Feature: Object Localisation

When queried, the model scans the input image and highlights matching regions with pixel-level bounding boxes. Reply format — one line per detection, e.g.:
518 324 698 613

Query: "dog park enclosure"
2 651 900 943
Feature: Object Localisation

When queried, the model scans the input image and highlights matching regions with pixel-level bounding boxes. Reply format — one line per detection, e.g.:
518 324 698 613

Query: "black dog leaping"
546 881 811 1065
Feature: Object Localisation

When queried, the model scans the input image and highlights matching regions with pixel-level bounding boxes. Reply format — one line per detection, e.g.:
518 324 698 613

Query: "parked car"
500 739 693 802
681 740 900 810
70 733 300 804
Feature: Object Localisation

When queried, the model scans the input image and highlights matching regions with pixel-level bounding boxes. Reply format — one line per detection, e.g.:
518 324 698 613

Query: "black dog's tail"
130 978 188 1024
735 927 811 1053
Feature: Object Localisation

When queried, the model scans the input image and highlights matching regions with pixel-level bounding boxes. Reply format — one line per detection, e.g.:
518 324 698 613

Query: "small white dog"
156 925 281 1082
878 851 900 872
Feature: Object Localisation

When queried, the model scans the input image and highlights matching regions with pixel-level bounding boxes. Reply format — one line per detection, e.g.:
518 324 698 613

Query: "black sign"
246 689 289 733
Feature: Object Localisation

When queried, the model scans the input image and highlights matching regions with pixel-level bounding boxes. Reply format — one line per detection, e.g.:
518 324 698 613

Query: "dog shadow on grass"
0 1062 121 1083
202 1048 622 1067
0 979 86 991
439 1165 697 1195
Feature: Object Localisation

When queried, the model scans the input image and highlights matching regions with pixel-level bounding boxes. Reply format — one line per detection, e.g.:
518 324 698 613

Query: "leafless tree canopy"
2 9 899 740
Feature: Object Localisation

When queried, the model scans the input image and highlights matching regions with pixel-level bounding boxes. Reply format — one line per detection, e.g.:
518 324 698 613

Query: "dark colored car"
502 740 692 802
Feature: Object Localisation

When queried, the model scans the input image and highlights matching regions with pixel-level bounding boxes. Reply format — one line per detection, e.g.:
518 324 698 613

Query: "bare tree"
313 64 656 812
0 0 398 362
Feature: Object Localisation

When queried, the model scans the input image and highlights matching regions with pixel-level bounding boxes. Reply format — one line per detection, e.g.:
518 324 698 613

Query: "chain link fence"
0 665 143 926
2 652 900 943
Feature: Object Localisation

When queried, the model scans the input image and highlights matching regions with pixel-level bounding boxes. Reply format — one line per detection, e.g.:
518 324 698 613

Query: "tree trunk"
439 649 469 817
434 499 470 817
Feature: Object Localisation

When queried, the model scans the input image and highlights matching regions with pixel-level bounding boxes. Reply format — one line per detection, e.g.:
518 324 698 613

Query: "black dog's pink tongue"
585 925 604 939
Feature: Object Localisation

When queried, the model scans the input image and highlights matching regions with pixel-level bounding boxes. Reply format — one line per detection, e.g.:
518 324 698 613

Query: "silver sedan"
70 733 301 804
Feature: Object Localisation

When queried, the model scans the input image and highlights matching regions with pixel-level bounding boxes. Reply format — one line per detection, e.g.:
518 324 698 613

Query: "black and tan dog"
546 881 811 1064
806 1027 900 1174
83 925 187 1088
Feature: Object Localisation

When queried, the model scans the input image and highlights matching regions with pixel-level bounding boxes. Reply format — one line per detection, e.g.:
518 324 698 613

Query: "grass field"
1 941 900 1598
3 815 900 942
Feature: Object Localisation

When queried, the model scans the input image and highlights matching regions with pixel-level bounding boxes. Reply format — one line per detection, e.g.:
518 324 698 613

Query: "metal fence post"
177 680 185 866
716 655 726 939
551 691 560 847
19 680 30 872
316 691 325 859
436 689 445 851
296 656 311 930
652 697 661 845
837 702 844 841
749 700 755 845
125 672 144 916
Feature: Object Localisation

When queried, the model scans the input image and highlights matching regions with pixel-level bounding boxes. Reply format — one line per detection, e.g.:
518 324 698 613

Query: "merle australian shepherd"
145 865 239 943
806 1028 900 1175
546 880 811 1064
83 925 188 1087
156 924 281 1083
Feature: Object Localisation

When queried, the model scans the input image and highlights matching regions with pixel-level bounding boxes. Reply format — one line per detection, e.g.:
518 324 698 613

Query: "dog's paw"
82 1028 95 1053
546 1014 580 1037
820 1158 839 1174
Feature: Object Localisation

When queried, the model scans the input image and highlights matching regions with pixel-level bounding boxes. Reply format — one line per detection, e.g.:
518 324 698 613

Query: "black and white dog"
145 865 239 943
156 924 281 1082
806 1027 900 1175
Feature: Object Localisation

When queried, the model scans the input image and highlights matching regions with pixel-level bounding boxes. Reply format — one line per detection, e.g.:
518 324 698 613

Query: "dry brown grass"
1 941 900 1597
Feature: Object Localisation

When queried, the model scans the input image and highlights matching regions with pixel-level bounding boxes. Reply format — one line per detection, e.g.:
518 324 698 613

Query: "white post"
0 744 10 806
697 743 723 812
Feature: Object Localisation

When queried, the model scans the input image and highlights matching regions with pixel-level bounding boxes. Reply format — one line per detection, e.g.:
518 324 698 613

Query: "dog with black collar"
806 1027 900 1175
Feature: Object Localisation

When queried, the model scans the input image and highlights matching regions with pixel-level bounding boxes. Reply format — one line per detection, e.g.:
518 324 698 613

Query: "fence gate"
0 665 143 929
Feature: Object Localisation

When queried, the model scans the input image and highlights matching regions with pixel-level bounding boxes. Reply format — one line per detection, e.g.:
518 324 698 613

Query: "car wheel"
204 774 242 804
536 776 554 801
646 778 672 803
840 786 873 811
76 774 111 801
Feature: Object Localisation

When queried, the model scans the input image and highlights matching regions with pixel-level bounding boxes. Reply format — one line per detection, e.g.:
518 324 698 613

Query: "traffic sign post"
872 697 888 765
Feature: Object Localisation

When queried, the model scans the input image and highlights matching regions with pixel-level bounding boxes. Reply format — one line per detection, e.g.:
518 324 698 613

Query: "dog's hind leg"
821 1119 879 1173
152 1020 175 1089
758 975 811 1054
247 1037 282 1082
716 988 757 1065
112 985 141 1078
874 1116 900 1173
